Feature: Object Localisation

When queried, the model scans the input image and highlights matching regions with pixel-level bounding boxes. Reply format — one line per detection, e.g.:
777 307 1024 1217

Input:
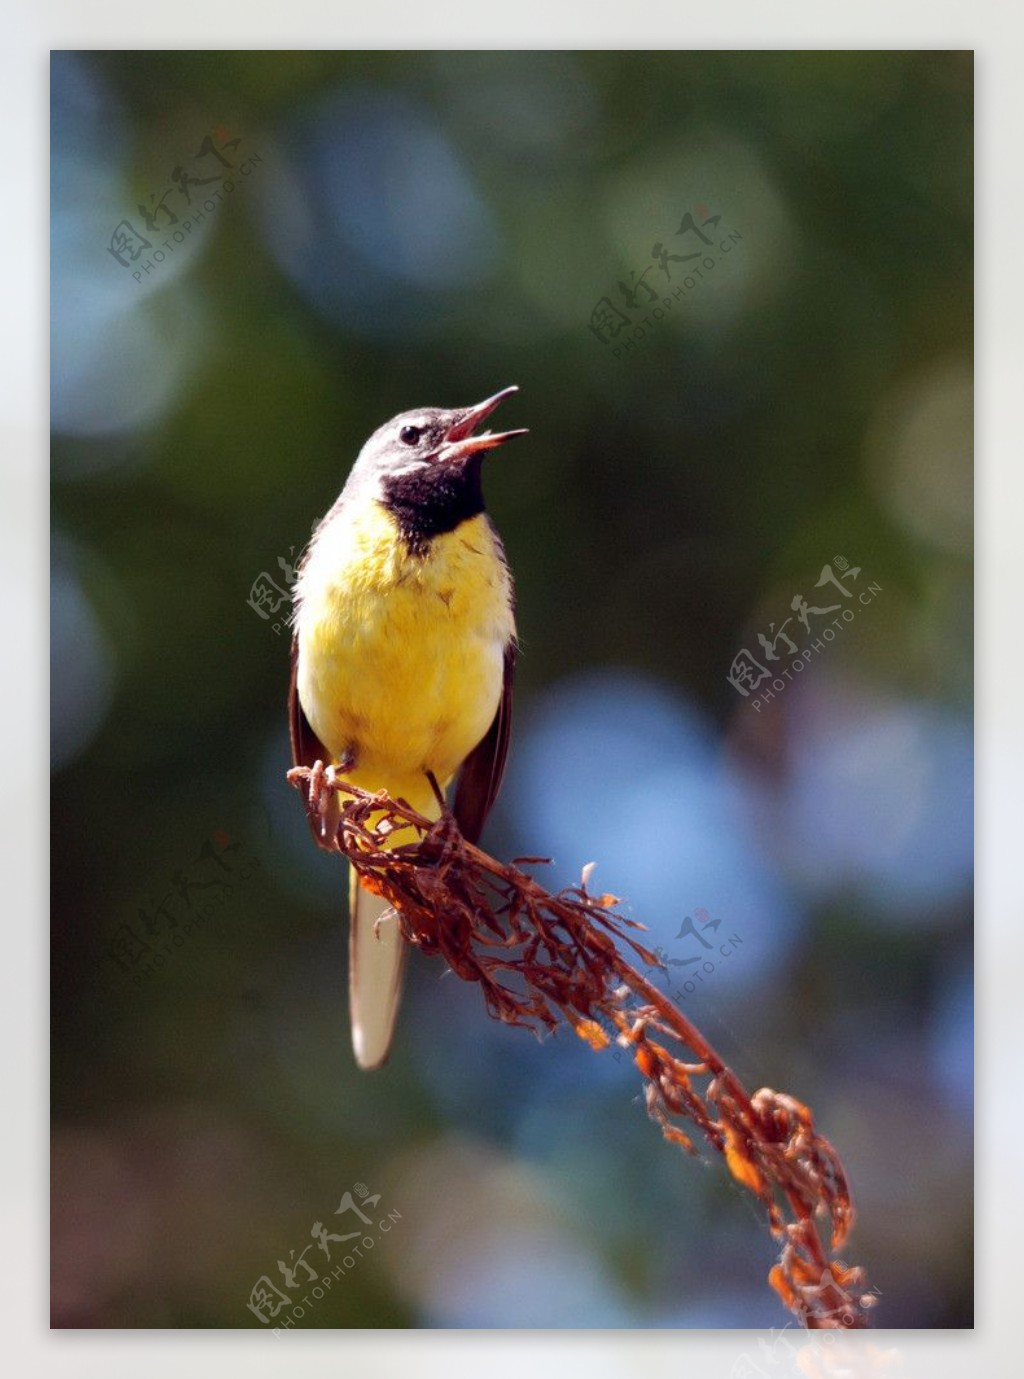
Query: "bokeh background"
50 50 973 1329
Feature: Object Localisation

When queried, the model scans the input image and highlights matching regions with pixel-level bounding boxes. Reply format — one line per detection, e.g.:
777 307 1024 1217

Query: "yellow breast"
294 499 514 803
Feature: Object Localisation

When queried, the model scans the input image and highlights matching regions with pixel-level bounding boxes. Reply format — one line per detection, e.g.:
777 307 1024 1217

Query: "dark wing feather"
453 639 516 844
288 638 332 845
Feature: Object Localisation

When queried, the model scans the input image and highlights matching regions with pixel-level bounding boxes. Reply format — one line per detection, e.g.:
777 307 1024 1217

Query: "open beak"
439 385 528 464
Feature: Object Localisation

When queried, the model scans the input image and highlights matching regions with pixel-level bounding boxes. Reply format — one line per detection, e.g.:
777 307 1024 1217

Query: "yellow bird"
289 386 526 1069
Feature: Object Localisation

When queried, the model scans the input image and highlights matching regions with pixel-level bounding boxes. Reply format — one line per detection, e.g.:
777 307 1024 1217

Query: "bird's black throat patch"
381 455 486 557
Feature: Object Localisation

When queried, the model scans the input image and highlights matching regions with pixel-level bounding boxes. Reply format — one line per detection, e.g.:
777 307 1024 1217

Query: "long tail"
348 868 408 1070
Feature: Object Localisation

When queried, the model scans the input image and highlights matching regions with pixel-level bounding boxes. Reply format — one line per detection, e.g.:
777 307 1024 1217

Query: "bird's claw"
299 759 343 848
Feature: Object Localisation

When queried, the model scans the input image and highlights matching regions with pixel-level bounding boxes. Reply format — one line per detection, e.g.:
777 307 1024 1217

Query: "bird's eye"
399 425 421 446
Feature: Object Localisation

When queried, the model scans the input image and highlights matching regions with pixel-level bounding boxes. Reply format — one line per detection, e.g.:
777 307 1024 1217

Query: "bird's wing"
288 637 332 845
452 638 516 844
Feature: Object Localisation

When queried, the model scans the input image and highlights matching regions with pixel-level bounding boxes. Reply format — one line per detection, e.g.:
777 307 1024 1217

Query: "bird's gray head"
342 386 527 550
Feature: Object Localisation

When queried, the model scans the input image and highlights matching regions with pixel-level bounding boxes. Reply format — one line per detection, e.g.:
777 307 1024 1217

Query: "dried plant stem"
287 764 876 1329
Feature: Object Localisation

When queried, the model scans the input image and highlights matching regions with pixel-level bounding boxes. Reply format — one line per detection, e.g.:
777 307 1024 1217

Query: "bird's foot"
317 763 343 847
293 758 353 849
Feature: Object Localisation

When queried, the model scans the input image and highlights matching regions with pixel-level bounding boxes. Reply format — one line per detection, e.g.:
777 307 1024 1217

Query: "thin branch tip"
287 762 875 1328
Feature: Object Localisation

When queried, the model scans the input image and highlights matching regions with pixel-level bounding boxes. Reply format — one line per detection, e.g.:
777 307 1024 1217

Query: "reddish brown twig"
287 765 877 1328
